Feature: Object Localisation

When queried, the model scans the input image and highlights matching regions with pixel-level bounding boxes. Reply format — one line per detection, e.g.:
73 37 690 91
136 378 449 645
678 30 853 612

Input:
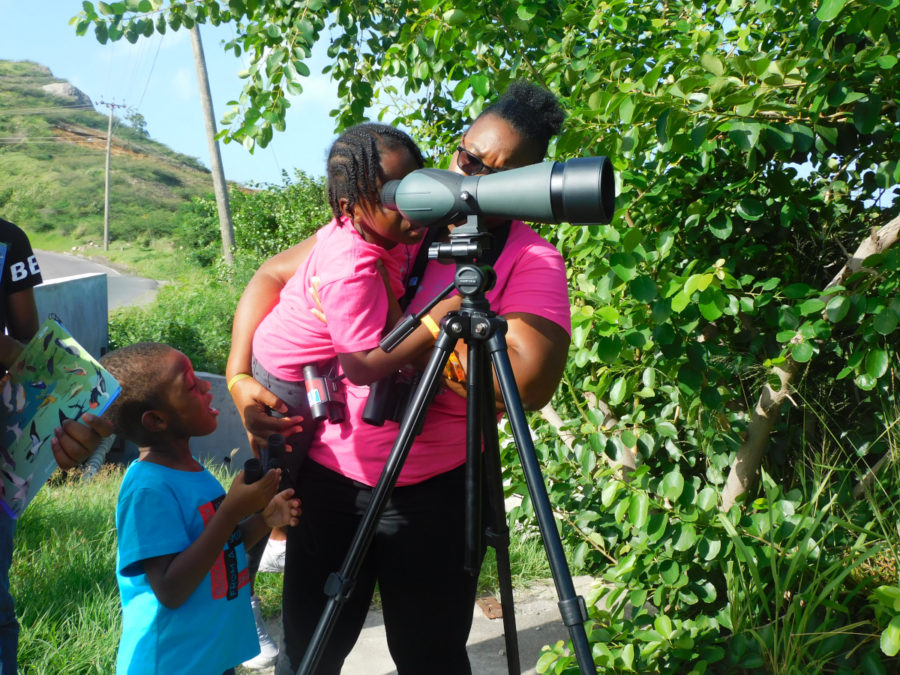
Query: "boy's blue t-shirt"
115 461 258 674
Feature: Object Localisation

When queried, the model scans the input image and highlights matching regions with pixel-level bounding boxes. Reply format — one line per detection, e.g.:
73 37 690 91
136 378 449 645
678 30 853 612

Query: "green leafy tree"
124 106 149 137
78 1 900 670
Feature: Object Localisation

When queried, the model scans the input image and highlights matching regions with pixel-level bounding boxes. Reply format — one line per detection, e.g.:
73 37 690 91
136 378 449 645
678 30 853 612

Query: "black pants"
280 460 485 674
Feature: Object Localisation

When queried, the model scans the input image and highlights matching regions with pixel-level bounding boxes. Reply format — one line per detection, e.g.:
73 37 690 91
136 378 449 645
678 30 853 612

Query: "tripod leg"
487 333 596 675
464 337 484 573
296 338 454 675
479 357 522 675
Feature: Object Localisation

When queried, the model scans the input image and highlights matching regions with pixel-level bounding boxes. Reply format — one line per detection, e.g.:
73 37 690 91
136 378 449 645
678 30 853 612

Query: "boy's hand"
262 488 302 529
51 412 114 469
225 468 281 519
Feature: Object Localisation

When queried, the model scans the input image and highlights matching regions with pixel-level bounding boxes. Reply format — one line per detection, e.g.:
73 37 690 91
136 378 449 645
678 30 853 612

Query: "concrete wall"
33 273 252 472
33 272 109 359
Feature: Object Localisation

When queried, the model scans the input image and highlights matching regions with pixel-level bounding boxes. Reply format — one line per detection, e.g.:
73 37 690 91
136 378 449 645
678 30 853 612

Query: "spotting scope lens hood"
381 156 615 229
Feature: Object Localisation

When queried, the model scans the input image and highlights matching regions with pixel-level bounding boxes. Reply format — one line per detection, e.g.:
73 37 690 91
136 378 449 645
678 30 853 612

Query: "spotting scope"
381 156 615 229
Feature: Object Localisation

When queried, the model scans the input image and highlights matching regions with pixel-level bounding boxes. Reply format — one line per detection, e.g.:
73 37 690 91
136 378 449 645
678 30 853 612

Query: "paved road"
34 249 161 310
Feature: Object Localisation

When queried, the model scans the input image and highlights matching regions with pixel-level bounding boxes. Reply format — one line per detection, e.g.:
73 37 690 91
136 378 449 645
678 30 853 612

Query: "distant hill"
0 60 218 245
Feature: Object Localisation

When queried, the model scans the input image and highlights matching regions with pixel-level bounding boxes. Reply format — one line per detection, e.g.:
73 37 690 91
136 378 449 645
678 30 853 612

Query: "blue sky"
0 1 341 185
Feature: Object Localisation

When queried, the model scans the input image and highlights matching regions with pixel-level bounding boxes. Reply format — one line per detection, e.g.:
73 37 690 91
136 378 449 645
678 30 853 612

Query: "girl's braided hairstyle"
326 123 424 222
479 80 566 160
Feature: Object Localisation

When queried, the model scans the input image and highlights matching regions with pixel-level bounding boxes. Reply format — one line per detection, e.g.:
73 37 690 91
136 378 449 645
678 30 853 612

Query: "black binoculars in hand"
243 433 292 492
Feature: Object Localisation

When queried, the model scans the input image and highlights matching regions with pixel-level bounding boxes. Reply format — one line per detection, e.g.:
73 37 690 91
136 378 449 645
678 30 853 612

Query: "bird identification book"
0 317 121 518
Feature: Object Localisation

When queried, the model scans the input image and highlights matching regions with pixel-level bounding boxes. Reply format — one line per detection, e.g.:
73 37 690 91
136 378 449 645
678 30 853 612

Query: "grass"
14 462 561 671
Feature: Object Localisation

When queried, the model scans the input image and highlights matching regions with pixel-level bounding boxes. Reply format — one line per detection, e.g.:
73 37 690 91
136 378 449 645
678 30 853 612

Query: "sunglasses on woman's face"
454 140 505 176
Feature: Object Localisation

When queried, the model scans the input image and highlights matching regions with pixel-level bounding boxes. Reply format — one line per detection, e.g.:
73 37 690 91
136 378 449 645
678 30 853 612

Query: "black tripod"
297 216 595 675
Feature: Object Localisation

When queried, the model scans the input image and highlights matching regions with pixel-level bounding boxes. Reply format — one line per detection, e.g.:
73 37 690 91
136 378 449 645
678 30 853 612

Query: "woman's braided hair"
479 80 566 160
326 123 424 222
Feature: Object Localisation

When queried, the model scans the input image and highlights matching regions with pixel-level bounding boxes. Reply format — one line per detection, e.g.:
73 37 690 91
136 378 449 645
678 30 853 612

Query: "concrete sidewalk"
239 575 596 674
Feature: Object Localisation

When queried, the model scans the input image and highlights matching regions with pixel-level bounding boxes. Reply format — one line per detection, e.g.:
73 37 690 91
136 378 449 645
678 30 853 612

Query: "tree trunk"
721 214 900 511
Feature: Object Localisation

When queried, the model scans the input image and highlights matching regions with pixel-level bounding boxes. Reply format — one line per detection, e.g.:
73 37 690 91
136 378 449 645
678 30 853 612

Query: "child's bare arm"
0 335 22 371
141 469 281 609
240 488 302 550
338 295 462 385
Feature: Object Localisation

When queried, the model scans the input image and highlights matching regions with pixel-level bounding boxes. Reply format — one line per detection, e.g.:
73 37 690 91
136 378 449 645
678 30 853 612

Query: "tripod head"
379 213 500 353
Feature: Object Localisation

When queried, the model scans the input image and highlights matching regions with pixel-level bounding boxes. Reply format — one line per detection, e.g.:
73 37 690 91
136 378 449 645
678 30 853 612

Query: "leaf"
697 487 718 511
677 365 703 396
443 8 466 25
597 336 622 363
655 614 674 639
826 295 850 323
873 309 899 335
601 481 619 509
866 349 889 379
798 298 826 315
783 283 813 299
609 252 638 281
619 96 636 124
708 213 732 239
660 559 680 585
728 120 761 151
470 73 489 97
629 492 650 528
856 373 877 391
671 290 691 313
792 341 814 363
700 53 724 76
656 421 677 439
661 470 685 500
516 4 537 20
881 615 900 656
736 197 765 221
630 276 658 302
699 288 726 321
855 95 883 135
698 537 722 561
673 522 697 551
817 0 849 22
609 377 628 405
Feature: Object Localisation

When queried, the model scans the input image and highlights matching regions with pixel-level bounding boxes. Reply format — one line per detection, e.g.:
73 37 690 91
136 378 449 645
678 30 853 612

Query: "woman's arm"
227 239 315 453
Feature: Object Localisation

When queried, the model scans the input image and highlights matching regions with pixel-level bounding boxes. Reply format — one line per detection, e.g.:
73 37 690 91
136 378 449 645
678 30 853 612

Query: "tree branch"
721 213 900 511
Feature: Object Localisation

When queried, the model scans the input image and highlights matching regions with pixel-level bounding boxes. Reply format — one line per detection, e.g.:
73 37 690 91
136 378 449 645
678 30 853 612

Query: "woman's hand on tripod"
229 375 304 456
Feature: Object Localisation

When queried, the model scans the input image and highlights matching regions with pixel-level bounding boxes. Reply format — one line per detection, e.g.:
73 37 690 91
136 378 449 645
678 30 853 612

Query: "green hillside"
0 59 217 246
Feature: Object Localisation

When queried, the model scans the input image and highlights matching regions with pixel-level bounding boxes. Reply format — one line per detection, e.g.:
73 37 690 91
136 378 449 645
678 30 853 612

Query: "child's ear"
141 409 168 433
339 197 355 222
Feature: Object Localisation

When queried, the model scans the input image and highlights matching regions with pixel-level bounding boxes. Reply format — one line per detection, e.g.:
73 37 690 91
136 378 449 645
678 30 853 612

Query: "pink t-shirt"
308 220 571 486
252 217 412 380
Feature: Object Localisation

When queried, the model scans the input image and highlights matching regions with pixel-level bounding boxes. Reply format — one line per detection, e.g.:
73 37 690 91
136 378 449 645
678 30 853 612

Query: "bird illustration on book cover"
0 317 121 517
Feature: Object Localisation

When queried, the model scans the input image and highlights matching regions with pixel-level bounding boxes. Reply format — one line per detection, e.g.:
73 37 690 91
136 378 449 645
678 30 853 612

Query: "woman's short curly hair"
478 80 566 160
99 342 174 446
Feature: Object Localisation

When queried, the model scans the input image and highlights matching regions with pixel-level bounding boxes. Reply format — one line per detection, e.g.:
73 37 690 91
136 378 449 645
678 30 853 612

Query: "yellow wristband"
227 373 252 392
421 314 441 339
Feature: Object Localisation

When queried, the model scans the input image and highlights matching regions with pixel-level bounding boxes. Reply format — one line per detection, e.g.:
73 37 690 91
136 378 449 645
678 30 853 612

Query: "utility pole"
190 25 235 264
98 99 125 251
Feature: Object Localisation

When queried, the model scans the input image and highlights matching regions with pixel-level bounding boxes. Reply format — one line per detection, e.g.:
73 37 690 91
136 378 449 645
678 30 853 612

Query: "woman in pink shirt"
227 81 570 674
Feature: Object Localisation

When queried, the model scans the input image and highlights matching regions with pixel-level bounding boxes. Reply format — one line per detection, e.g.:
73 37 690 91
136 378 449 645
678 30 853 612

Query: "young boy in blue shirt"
100 342 301 674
